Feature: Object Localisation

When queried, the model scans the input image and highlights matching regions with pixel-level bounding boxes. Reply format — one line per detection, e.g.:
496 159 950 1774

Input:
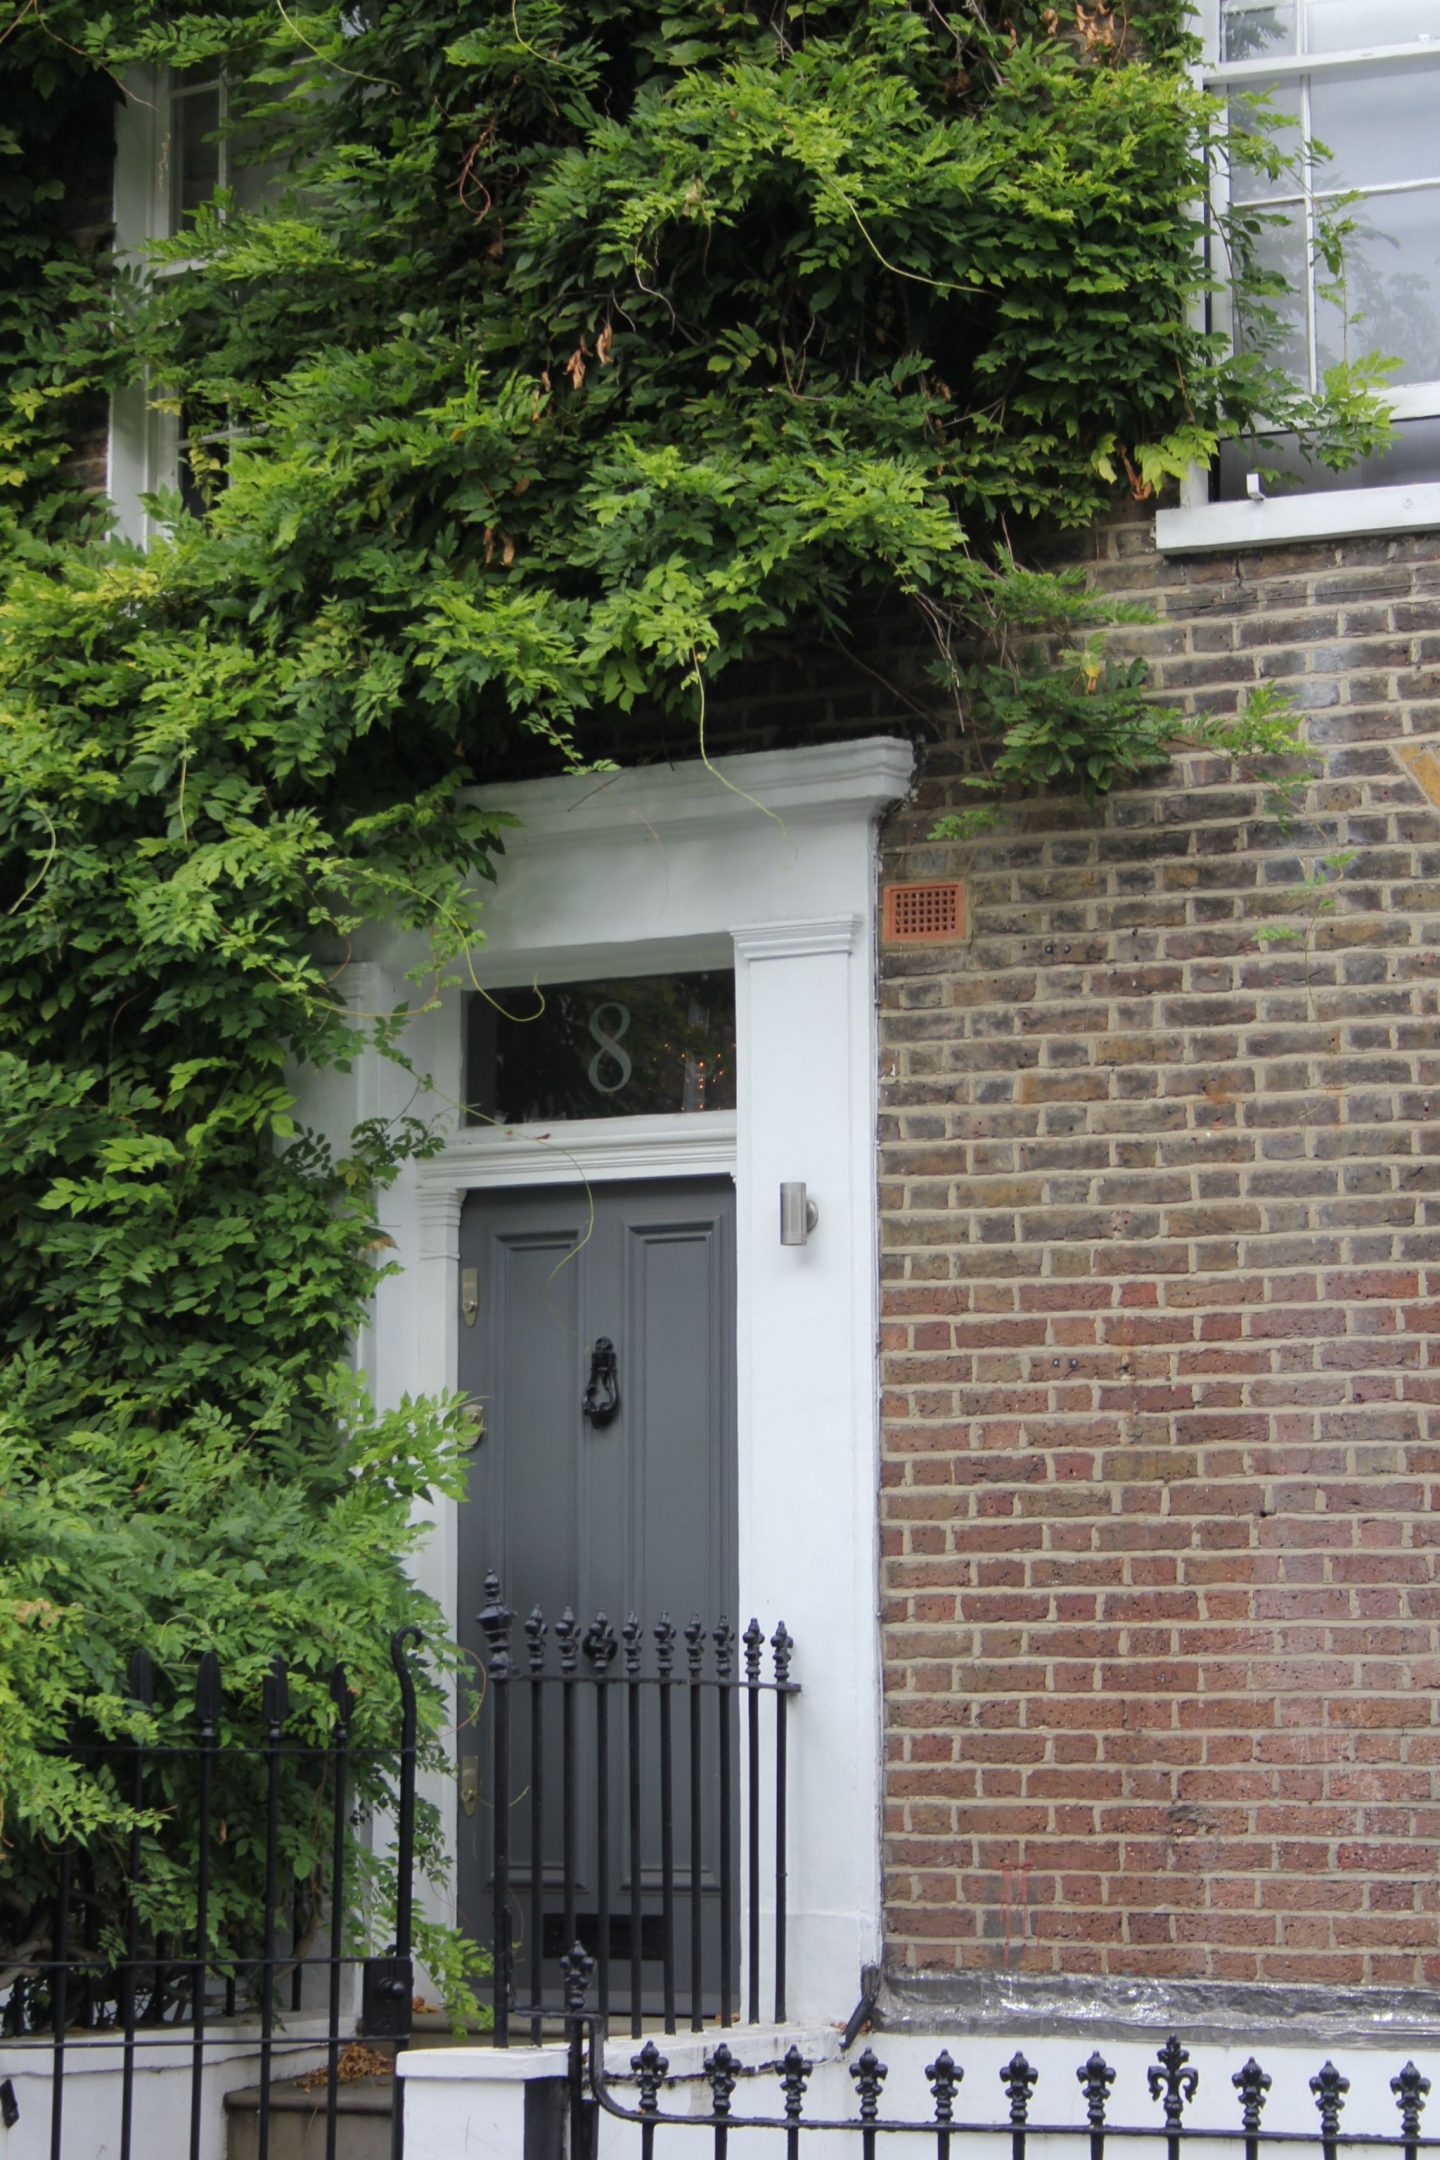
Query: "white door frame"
347 736 914 2024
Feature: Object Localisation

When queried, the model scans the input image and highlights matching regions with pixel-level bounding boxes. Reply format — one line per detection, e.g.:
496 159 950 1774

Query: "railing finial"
927 2049 962 2124
562 1942 595 2014
850 2047 889 2123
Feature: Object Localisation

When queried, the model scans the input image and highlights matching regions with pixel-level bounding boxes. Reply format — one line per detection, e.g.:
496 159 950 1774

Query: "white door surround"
347 736 915 2024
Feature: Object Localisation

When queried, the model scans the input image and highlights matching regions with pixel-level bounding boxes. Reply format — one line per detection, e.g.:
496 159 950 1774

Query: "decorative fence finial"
632 2040 670 2114
525 1605 547 1675
478 1572 513 1679
706 2042 741 2118
556 1606 579 1675
743 1618 765 1683
1311 2063 1350 2143
1079 2053 1116 2131
1393 2062 1432 2143
1233 2059 1272 2135
1002 2053 1039 2127
850 2047 888 2123
561 1942 595 2014
583 1612 618 1671
623 1613 643 1677
780 2045 813 2123
655 1612 676 1677
1149 2038 1198 2128
927 2049 962 2124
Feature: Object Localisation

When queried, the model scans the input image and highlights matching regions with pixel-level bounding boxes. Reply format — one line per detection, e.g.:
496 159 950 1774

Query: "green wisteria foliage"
0 0 1391 1996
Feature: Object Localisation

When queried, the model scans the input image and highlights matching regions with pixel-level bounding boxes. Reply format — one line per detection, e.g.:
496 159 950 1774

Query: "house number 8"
587 1001 633 1094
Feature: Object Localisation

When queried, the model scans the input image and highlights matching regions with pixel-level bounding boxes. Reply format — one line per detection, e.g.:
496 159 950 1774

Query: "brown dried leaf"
482 526 495 565
565 348 586 390
501 535 516 567
596 321 614 366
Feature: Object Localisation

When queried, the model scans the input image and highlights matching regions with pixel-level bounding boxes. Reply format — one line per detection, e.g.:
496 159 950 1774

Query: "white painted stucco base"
316 737 915 2027
397 2026 1440 2160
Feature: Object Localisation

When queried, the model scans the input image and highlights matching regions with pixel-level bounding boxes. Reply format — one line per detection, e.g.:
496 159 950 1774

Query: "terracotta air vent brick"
882 879 966 945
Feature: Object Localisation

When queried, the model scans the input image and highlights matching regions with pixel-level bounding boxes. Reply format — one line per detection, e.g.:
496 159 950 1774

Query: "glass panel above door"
464 970 737 1125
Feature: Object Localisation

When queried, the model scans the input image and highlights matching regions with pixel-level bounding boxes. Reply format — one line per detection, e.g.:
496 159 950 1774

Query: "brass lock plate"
460 1757 480 1817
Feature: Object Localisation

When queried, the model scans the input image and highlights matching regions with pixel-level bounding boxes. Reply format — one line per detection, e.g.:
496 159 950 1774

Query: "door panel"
456 1178 737 2016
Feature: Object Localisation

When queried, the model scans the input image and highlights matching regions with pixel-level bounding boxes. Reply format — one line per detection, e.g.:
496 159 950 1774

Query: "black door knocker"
582 1337 620 1427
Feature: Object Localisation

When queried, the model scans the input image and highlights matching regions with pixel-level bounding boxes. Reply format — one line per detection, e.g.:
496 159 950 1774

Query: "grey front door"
456 1177 737 2015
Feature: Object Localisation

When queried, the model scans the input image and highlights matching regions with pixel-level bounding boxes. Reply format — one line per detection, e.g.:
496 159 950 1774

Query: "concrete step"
225 2053 395 2160
223 2024 498 2160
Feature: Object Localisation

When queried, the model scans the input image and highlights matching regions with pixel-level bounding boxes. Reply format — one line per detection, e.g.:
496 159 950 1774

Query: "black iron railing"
474 1577 798 2045
562 1981 1438 2160
0 1629 422 2160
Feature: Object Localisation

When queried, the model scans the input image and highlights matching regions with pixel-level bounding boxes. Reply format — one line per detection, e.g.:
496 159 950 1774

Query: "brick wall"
878 518 1440 1991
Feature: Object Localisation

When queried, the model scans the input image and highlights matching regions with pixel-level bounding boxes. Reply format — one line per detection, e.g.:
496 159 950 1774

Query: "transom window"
1205 1 1440 498
464 972 737 1127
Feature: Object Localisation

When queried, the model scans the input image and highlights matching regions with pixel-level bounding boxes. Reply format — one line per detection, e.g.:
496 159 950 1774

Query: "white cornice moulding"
467 737 915 841
731 916 860 961
421 1111 738 1192
1157 482 1440 556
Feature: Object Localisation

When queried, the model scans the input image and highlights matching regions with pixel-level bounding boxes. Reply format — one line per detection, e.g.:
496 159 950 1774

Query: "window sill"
1155 483 1440 557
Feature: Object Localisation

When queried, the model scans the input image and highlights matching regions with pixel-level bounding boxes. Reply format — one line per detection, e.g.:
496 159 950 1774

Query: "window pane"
231 152 282 216
1226 82 1303 200
1219 412 1440 494
1309 59 1440 190
1314 185 1440 383
465 973 737 1125
1305 0 1440 53
1234 205 1311 381
1222 2 1297 59
172 86 222 222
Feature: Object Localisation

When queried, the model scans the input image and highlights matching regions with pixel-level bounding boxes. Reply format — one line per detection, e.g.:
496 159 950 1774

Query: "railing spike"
771 1620 794 1685
1078 2052 1115 2129
478 1572 514 1679
525 1605 547 1675
194 1650 222 1738
706 2041 741 2117
1311 2063 1350 2140
1393 2063 1432 2140
926 2049 962 2123
561 1942 595 2013
685 1614 705 1677
1148 2037 1197 2126
262 1656 289 1735
743 1618 765 1682
1233 2058 1272 2134
583 1612 618 1671
779 2045 813 2121
713 1617 735 1680
128 1648 154 1709
633 2039 670 2113
655 1612 676 1677
1002 2053 1038 2126
556 1606 579 1675
623 1612 643 1677
329 1661 355 1731
850 2046 889 2122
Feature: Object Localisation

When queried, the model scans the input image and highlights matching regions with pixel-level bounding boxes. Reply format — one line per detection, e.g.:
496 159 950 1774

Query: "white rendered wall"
319 738 914 2026
399 2026 1440 2160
